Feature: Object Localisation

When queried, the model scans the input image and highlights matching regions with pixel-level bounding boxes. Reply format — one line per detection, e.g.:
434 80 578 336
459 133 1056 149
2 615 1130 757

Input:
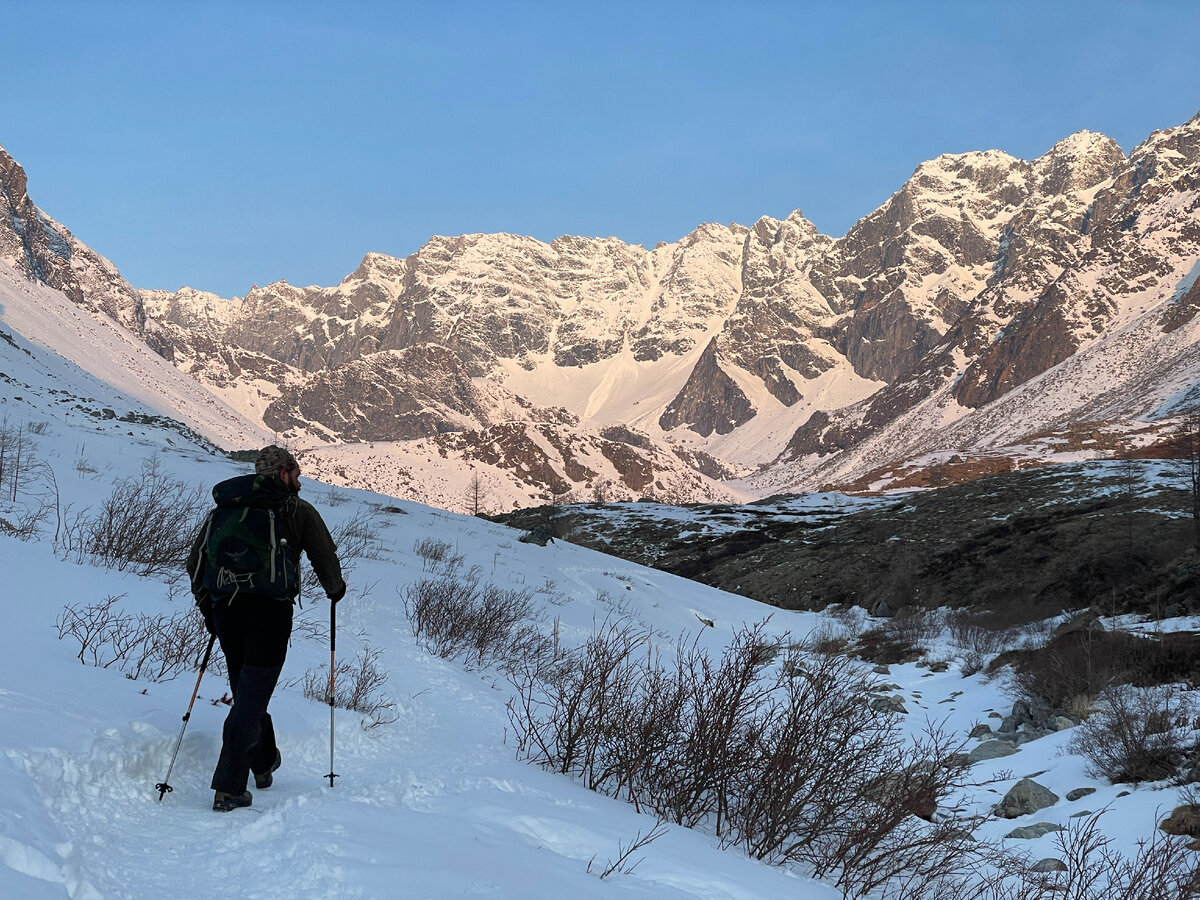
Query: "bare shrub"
509 617 679 799
947 610 1013 676
414 536 452 572
803 622 854 656
0 491 55 540
1005 628 1200 709
888 607 943 648
977 811 1200 899
958 649 989 678
319 487 350 507
508 616 988 899
0 423 60 541
856 624 926 665
300 646 397 727
1067 684 1196 783
854 605 945 665
722 661 980 900
947 609 1013 673
403 570 546 672
587 822 669 880
55 594 213 682
302 506 387 592
64 456 207 577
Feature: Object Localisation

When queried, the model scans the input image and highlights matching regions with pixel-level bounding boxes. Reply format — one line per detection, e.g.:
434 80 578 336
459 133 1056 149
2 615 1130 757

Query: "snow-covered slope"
0 263 270 449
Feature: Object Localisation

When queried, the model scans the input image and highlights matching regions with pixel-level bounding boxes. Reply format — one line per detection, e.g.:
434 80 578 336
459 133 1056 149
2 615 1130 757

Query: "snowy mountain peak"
4 111 1200 508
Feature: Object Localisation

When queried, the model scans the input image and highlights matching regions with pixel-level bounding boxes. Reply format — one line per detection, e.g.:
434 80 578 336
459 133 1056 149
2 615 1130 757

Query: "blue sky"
3 0 1199 298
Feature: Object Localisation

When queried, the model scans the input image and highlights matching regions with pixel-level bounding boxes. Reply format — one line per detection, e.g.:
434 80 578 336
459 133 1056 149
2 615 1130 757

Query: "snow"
0 265 270 450
2 258 1198 900
0 435 834 897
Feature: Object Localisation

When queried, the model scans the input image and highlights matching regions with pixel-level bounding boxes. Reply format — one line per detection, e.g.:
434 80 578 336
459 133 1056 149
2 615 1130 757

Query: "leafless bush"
55 594 212 682
950 618 1009 657
60 456 207 577
319 487 351 507
413 536 453 572
854 604 945 666
948 613 1008 676
300 646 397 727
722 662 981 900
1067 684 1196 783
1004 628 1200 709
508 616 990 898
302 506 388 592
0 491 55 540
403 570 547 672
803 621 855 656
509 617 662 795
0 421 60 541
975 811 1200 899
889 607 943 648
587 822 669 880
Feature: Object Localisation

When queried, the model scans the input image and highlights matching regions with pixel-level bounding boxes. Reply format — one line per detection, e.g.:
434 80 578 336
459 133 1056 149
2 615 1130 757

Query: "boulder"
871 695 908 714
1006 823 1064 840
996 778 1059 819
1159 804 1200 838
518 524 555 546
1010 699 1035 727
968 740 1018 764
1065 787 1096 802
1030 858 1068 872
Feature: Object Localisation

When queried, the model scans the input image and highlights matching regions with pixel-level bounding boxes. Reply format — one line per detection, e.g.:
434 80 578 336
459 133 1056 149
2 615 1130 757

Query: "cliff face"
0 145 144 330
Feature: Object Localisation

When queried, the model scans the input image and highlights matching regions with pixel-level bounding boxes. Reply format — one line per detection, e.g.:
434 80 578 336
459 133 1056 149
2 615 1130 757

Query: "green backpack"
198 474 298 601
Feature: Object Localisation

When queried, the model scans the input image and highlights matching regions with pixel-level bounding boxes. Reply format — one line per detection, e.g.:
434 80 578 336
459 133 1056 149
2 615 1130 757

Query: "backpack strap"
190 511 215 591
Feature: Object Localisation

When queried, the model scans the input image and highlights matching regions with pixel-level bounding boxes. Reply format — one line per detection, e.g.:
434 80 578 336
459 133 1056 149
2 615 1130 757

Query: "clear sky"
3 0 1199 298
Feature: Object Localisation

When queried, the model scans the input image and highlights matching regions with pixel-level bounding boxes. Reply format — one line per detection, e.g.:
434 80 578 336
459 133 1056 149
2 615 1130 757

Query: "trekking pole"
325 599 338 788
156 633 217 801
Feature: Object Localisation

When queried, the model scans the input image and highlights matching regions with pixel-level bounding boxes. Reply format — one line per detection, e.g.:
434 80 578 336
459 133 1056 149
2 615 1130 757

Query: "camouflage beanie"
255 445 298 476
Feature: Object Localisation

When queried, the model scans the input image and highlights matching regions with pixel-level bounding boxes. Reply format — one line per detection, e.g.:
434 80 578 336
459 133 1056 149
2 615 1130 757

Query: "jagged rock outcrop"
659 337 756 436
263 344 496 441
770 114 1200 491
0 145 143 330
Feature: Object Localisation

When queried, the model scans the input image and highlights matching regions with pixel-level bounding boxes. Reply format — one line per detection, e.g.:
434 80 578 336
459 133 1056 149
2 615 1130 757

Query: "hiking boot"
213 790 252 812
254 750 282 790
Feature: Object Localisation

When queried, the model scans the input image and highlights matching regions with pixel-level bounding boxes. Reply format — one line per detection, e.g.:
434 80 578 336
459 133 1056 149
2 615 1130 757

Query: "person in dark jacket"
188 445 346 812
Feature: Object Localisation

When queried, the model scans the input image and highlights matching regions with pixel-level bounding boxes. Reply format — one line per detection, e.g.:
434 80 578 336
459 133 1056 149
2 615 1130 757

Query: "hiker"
187 445 346 812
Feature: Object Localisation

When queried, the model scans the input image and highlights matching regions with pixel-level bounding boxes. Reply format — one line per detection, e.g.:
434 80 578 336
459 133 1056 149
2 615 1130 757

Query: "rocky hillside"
0 146 144 331
495 459 1199 624
2 111 1199 508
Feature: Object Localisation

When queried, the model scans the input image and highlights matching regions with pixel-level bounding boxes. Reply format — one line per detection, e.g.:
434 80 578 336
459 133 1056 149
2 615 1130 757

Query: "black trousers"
210 595 293 794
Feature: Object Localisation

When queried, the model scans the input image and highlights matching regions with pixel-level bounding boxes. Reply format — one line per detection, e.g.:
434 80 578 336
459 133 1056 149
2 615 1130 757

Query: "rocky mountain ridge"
1 111 1198 509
